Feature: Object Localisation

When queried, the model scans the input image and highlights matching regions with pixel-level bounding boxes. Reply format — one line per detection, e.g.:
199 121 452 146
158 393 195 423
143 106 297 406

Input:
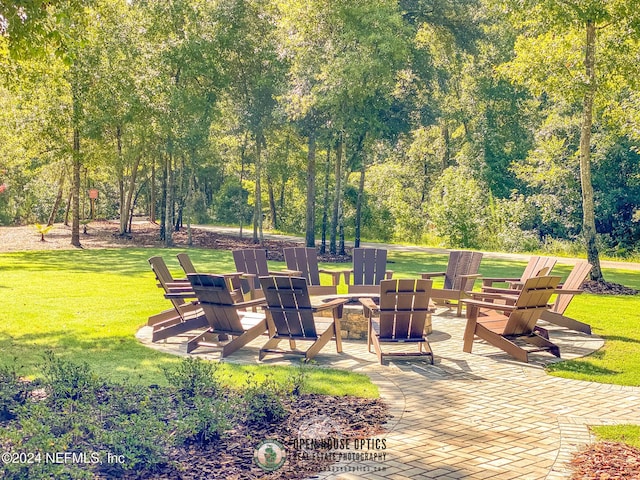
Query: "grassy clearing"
0 248 376 397
1 247 639 392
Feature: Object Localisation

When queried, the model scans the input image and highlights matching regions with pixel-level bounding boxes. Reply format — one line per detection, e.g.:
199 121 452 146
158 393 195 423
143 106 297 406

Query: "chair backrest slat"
553 261 592 314
284 247 321 286
149 256 186 308
177 253 197 275
504 275 560 335
520 256 557 283
353 248 388 286
188 273 245 335
260 276 317 339
377 278 432 341
445 251 483 291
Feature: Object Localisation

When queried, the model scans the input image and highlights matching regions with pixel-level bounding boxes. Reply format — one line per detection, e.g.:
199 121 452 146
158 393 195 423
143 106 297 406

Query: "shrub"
174 395 232 445
0 362 32 421
241 373 287 427
163 357 220 400
40 351 101 405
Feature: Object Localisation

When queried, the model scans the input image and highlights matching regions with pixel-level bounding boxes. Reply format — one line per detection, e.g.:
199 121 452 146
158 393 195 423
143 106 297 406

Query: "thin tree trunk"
354 158 366 248
48 173 65 226
64 191 72 226
305 130 316 248
122 155 141 235
320 145 331 255
330 133 343 255
239 132 248 239
150 158 156 223
164 148 173 247
580 20 603 282
267 179 277 230
71 126 81 248
253 133 263 245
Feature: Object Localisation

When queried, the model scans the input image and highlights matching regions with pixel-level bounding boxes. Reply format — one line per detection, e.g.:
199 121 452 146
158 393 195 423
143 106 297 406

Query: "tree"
501 0 640 282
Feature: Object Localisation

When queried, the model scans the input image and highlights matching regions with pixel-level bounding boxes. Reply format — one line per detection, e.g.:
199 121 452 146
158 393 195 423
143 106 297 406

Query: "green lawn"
2 247 640 391
0 247 377 396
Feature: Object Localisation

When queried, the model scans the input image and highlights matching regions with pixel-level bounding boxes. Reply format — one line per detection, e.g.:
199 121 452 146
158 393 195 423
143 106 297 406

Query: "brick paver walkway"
137 310 640 479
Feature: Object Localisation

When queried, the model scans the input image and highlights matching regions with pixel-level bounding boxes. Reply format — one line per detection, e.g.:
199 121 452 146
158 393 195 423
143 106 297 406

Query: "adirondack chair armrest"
459 273 482 279
318 268 344 285
420 272 446 279
462 298 518 312
313 297 348 312
359 297 379 318
481 277 519 287
165 280 191 289
234 297 268 309
480 286 519 295
554 288 584 295
341 268 355 285
164 291 197 299
268 269 303 277
467 291 519 302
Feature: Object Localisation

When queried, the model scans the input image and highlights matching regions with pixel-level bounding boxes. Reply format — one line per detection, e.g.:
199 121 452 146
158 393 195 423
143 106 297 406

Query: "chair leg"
220 320 267 358
259 337 282 361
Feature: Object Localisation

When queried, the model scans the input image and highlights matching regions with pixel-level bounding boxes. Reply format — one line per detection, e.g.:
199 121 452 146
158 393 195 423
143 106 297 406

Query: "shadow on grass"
547 359 620 377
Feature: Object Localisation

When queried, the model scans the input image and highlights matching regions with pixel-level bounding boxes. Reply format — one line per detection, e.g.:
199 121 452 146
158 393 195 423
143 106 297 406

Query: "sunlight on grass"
592 425 640 449
0 248 378 395
1 247 640 391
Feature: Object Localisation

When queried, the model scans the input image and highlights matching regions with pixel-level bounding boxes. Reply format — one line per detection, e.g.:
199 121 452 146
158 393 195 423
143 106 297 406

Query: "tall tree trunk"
239 132 248 239
440 121 450 169
64 191 72 226
47 172 65 226
122 155 141 235
252 132 263 245
71 77 81 248
150 158 156 223
305 130 316 247
164 148 173 247
580 20 604 282
354 158 366 248
320 146 331 254
71 126 81 247
267 179 277 230
330 133 343 255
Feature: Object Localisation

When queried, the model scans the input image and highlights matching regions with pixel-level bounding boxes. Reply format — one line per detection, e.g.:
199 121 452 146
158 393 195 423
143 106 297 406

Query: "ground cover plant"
0 354 387 479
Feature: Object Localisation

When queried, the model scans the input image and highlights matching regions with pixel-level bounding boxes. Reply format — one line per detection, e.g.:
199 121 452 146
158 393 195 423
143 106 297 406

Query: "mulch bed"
582 280 639 296
571 441 640 479
97 395 389 480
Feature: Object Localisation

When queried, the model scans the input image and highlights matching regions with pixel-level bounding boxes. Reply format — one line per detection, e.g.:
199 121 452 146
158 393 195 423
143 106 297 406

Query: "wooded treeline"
2 0 640 280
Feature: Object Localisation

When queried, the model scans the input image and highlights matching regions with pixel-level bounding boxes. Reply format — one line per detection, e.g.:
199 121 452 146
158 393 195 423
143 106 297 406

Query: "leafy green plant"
34 222 54 241
174 395 232 445
0 362 32 421
39 351 101 405
241 372 287 427
163 357 220 400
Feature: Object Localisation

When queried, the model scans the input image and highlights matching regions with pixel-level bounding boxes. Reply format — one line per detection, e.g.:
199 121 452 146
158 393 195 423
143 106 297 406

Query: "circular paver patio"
137 309 640 480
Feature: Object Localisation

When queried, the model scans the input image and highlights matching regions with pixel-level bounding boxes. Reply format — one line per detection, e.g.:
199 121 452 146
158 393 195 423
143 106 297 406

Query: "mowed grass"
591 425 640 449
1 247 640 392
0 248 377 397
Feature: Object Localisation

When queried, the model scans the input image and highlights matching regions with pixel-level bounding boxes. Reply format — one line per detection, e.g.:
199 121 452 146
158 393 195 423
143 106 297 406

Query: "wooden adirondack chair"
540 261 593 334
421 251 483 316
258 276 348 361
346 248 393 295
462 275 562 363
361 278 434 365
147 256 208 342
177 252 245 303
232 249 301 300
283 247 342 295
184 273 268 356
482 256 557 291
